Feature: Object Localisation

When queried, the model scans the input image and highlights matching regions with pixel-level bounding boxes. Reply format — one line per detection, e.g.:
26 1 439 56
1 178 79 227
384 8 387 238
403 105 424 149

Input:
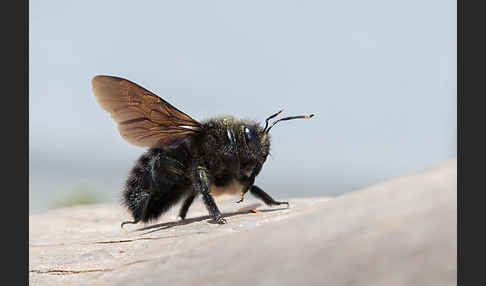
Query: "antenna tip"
305 114 314 119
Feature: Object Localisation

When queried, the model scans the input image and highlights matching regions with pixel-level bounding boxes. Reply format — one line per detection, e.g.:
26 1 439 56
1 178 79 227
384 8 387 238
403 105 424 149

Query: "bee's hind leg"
249 185 289 207
121 219 140 228
179 192 197 220
121 192 151 228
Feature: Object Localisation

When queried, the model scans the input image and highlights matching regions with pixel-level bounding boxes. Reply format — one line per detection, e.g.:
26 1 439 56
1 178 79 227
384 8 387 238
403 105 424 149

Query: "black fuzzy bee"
92 75 313 226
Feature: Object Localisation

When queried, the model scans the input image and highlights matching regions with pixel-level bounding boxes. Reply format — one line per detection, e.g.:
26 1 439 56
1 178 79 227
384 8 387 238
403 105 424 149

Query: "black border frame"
457 0 462 284
18 0 470 284
460 0 486 284
4 0 28 284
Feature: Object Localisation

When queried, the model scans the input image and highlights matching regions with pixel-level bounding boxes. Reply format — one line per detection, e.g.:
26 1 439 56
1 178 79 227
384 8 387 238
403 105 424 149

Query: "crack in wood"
30 268 113 275
30 259 154 276
92 236 173 244
30 235 181 248
30 243 65 247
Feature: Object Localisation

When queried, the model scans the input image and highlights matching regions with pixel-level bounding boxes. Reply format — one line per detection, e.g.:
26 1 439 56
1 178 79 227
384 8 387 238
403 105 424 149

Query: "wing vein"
92 75 202 147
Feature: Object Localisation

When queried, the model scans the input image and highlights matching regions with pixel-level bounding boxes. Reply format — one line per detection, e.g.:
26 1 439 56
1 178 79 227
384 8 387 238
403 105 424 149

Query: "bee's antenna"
263 110 284 133
266 114 314 133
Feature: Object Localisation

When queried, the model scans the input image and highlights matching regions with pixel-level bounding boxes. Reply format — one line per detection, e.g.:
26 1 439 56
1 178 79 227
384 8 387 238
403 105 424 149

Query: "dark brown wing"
92 75 201 147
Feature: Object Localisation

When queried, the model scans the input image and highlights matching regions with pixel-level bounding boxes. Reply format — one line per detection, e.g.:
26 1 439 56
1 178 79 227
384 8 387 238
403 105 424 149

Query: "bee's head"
239 110 314 164
238 122 269 164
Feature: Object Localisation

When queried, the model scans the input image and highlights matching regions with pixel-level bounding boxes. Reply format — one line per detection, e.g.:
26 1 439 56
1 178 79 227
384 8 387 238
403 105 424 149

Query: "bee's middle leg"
194 167 227 224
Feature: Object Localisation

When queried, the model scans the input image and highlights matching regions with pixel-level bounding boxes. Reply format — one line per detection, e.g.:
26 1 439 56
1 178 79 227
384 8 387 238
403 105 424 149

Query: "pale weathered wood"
29 159 456 286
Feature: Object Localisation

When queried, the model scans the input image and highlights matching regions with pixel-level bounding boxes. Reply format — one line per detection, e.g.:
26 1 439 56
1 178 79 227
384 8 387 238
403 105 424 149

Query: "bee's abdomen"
122 148 192 223
122 153 153 222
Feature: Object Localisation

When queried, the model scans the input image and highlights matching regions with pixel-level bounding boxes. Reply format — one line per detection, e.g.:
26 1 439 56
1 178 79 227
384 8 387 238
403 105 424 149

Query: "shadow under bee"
133 204 289 235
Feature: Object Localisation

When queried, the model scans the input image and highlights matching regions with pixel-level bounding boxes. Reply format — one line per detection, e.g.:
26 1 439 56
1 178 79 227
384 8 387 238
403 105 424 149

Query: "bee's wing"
92 75 201 147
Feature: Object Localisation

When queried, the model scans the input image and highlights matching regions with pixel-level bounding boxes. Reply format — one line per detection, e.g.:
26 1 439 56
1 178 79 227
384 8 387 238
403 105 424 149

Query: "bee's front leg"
250 185 289 207
236 182 250 203
194 166 227 224
236 163 262 203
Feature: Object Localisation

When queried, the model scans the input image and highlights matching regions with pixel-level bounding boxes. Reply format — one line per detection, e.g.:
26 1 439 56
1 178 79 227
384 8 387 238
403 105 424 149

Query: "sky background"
29 0 456 213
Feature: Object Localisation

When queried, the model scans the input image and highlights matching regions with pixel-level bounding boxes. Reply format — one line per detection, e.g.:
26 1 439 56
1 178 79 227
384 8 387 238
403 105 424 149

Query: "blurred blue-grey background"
29 0 456 213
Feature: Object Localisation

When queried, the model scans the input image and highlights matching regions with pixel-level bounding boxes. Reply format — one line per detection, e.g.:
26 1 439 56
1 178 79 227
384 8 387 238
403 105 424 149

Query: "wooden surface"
29 159 456 286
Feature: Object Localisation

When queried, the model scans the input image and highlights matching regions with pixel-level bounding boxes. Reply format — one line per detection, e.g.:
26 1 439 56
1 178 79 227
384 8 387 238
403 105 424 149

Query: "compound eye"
244 126 254 143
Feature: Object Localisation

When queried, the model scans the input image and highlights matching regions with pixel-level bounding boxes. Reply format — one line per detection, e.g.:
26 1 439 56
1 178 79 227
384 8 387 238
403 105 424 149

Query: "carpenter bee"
92 75 314 226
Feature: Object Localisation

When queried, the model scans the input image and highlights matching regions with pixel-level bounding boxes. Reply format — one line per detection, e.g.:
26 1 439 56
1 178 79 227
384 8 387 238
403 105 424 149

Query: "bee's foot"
216 217 227 224
274 201 289 207
121 220 139 228
236 198 244 204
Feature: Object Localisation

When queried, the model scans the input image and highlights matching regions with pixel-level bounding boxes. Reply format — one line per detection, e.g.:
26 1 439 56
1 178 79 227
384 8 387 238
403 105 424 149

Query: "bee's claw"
216 217 227 224
276 201 290 208
121 220 138 228
236 192 246 203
